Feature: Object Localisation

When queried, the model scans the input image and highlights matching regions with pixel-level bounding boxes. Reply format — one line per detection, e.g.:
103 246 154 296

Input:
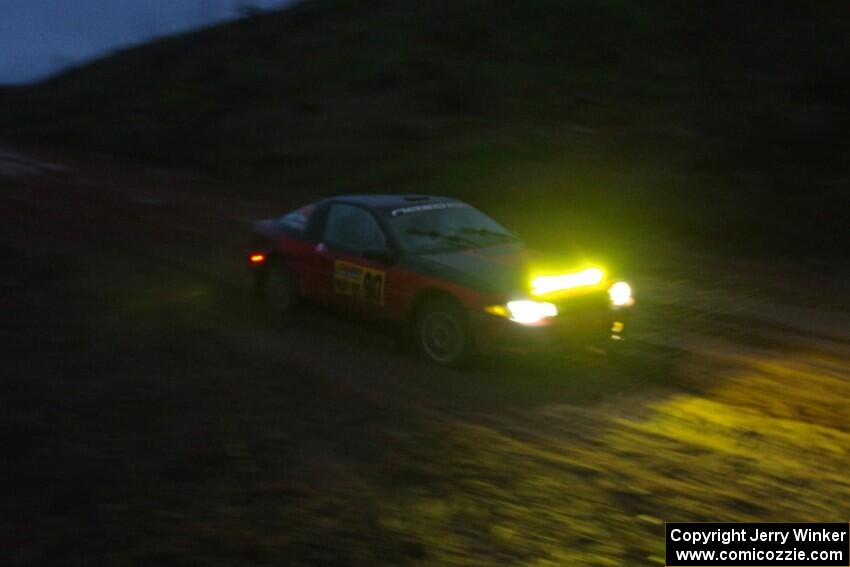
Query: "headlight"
506 300 558 324
608 281 633 307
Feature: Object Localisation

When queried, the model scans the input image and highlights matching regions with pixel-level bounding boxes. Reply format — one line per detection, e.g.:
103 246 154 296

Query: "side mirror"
362 247 398 264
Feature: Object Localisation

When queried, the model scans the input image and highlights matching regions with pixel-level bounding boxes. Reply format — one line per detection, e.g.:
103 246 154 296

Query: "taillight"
250 253 266 265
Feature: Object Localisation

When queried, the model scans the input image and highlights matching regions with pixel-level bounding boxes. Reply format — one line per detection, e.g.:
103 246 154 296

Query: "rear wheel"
414 298 474 366
263 259 298 318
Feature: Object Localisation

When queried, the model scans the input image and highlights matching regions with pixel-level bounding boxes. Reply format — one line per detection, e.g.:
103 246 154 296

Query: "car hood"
405 243 569 296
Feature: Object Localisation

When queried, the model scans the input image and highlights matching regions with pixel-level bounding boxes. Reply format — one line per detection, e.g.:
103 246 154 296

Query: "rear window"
279 204 315 232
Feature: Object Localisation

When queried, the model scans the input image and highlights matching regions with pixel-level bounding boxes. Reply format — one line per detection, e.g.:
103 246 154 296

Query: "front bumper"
469 304 632 354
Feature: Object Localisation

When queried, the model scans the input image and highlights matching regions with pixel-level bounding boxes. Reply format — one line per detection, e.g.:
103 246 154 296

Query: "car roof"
328 194 464 215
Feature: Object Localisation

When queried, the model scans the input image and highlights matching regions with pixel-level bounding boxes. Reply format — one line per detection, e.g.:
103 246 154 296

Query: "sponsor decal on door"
333 260 385 305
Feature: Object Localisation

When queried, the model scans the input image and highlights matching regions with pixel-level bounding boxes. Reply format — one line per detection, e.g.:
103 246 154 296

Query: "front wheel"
414 299 474 366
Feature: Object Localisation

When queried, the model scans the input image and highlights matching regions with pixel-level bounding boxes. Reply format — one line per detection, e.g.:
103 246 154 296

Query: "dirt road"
2 150 848 565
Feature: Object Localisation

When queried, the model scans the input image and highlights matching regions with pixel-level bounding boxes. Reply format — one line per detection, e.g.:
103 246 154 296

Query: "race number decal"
333 260 385 305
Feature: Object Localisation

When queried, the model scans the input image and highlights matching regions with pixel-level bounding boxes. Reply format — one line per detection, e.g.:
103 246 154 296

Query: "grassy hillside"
2 0 848 263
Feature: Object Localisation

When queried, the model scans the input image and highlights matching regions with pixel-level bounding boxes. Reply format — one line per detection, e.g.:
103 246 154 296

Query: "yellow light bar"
531 267 604 296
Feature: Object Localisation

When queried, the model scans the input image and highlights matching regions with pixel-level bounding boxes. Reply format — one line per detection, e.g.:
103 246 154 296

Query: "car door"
317 203 396 317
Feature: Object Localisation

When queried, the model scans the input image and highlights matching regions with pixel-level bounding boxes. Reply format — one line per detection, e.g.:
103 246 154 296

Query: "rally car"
249 194 634 365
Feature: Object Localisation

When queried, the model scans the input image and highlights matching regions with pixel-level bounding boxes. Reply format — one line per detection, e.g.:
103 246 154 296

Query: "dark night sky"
0 0 294 84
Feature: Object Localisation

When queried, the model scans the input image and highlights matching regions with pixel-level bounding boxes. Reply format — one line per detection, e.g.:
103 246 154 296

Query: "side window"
324 204 386 254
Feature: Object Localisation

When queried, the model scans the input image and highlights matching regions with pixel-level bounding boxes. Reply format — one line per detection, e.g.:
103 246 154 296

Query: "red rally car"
249 194 634 365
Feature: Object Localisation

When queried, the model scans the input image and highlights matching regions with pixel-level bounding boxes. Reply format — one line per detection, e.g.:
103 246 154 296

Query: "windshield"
385 203 518 254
